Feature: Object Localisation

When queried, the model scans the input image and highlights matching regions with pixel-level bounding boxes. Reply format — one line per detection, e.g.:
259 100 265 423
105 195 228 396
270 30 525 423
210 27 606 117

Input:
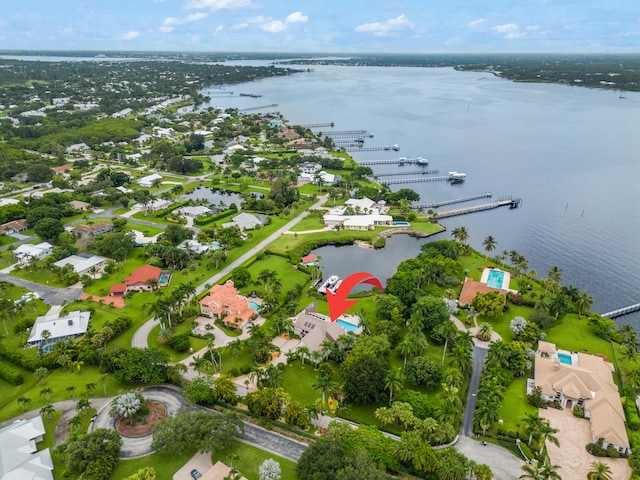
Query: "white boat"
318 275 343 294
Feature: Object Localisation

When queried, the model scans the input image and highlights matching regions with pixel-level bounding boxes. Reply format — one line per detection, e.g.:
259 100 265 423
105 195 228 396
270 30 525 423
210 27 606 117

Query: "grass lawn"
545 313 616 356
148 322 209 362
289 215 326 232
281 361 334 406
0 250 17 269
219 345 254 377
78 217 165 238
131 211 174 225
109 450 197 480
0 235 17 247
241 255 310 299
211 439 299 480
498 376 536 432
10 267 69 288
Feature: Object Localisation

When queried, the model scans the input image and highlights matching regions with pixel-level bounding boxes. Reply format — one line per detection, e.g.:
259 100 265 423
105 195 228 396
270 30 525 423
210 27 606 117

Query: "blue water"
248 301 260 311
486 270 505 289
336 318 359 333
558 353 572 365
159 272 171 286
393 221 410 226
208 241 222 250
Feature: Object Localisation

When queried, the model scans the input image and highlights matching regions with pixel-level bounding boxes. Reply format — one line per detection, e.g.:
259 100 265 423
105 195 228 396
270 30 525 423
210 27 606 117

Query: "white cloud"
286 11 308 24
469 18 485 28
159 12 208 32
261 20 286 33
505 32 526 39
215 25 223 33
491 23 518 34
247 15 267 24
230 23 249 30
120 31 139 40
354 14 414 37
185 0 253 10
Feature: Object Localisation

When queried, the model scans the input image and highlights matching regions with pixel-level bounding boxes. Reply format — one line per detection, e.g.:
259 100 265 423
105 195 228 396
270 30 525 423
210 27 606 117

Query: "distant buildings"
73 222 114 237
0 219 28 235
0 416 53 479
27 310 91 351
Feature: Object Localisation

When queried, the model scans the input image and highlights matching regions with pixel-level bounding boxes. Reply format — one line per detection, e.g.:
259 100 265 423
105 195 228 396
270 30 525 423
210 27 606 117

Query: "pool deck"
480 267 511 290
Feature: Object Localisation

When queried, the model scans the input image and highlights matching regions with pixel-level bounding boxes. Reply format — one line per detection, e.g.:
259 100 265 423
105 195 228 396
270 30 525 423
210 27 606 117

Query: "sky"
1 0 639 53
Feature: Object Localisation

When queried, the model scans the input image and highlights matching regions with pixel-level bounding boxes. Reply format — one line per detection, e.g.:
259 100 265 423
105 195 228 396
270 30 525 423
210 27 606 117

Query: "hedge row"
0 360 24 385
0 343 55 371
194 209 236 226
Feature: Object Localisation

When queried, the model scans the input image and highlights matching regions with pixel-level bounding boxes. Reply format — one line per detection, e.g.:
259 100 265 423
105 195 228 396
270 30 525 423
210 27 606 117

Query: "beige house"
293 303 351 356
533 341 631 455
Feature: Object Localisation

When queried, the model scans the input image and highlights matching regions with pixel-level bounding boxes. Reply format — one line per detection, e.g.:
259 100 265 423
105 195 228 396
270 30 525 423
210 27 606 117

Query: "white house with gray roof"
27 310 90 352
53 254 107 275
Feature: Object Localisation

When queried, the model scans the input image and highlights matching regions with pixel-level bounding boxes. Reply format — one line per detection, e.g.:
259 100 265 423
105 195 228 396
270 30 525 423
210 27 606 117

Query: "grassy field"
211 440 299 480
241 254 310 299
498 376 536 432
109 450 197 480
147 322 209 362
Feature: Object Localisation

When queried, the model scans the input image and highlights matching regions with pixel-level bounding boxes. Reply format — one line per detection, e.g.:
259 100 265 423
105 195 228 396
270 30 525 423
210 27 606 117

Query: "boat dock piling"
382 174 462 185
413 193 493 209
239 104 278 112
435 197 521 218
298 122 335 128
324 130 371 138
346 145 400 152
602 303 640 319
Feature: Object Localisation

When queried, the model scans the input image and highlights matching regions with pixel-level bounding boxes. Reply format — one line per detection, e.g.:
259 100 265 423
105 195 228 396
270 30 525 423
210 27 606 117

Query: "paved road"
461 346 488 437
0 272 83 306
455 436 523 480
90 385 308 461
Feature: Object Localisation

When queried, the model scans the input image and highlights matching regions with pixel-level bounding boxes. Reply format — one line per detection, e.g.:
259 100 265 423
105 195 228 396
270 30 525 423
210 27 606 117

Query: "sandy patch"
539 407 631 480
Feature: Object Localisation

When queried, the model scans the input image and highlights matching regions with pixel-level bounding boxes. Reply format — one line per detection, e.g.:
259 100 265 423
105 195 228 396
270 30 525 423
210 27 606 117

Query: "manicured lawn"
78 217 165 238
241 255 310 299
498 376 536 432
219 345 254 377
289 215 326 232
545 313 616 357
0 250 17 269
83 249 148 297
11 267 68 288
131 211 174 225
211 439 299 480
281 361 333 406
109 450 197 480
148 322 209 362
0 235 17 247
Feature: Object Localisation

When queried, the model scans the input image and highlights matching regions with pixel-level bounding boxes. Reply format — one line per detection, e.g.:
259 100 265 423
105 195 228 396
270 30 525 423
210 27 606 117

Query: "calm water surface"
200 63 640 328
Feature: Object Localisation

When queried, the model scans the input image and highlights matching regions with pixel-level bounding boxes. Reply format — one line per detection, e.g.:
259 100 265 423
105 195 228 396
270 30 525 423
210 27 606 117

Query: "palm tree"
40 387 53 402
385 367 405 406
439 320 459 365
451 226 469 244
396 335 418 370
575 290 593 318
228 339 242 356
39 404 56 420
482 236 497 260
522 412 545 446
587 461 613 480
40 329 51 350
476 322 493 342
547 266 563 285
537 420 560 456
312 374 337 403
189 355 211 374
296 345 310 366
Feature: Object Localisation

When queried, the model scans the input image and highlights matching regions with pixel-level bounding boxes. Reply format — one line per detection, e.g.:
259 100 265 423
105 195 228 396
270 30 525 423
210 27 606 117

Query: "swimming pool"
558 353 572 365
393 221 410 226
486 269 505 289
336 318 360 333
208 241 222 250
158 271 172 286
248 301 260 311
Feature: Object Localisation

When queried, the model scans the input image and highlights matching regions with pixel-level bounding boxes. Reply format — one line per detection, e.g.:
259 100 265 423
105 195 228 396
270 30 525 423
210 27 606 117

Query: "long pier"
239 104 278 112
357 158 429 166
345 145 399 152
382 175 460 185
374 169 440 177
435 198 522 218
601 303 640 319
298 122 334 128
413 193 493 209
324 130 371 138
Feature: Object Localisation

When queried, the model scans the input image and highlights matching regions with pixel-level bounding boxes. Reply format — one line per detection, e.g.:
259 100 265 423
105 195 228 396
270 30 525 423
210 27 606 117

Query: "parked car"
190 469 202 480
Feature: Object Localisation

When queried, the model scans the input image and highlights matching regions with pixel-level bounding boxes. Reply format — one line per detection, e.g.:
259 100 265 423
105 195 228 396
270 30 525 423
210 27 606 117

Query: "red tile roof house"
300 254 317 266
458 277 508 307
199 280 257 329
109 265 167 296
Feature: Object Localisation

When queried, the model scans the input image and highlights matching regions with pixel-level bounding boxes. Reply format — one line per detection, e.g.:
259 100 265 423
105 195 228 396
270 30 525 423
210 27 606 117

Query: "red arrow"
326 272 383 322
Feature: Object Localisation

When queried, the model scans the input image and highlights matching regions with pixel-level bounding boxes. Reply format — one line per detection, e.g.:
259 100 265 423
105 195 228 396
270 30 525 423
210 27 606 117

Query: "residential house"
298 170 337 186
222 212 268 231
69 200 91 211
143 198 173 213
73 222 114 237
0 198 19 207
0 416 54 480
292 303 350 357
322 213 393 230
298 162 322 175
177 205 212 218
178 239 209 255
277 128 300 140
51 165 73 176
457 277 508 307
27 310 91 352
286 138 315 150
533 341 631 455
199 280 257 329
136 173 163 187
152 126 174 138
300 254 317 266
13 242 53 264
109 265 167 296
66 143 90 154
345 197 379 214
53 254 107 275
0 218 28 235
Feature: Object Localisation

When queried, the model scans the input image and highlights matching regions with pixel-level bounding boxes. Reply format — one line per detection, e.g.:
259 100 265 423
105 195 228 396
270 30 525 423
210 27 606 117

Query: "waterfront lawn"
289 215 326 232
545 313 615 357
241 254 310 298
211 440 299 480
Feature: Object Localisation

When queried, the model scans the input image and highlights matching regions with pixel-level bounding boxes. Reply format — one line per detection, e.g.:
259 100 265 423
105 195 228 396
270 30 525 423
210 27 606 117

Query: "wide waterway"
197 62 640 329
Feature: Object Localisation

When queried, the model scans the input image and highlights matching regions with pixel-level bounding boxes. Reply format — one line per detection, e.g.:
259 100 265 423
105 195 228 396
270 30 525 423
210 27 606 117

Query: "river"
194 62 640 329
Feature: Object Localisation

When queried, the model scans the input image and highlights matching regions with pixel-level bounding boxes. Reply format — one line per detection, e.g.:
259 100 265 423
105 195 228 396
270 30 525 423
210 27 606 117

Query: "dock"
324 130 372 138
435 198 522 218
382 172 465 185
357 156 429 166
374 169 439 177
298 122 335 129
601 303 640 319
346 145 399 152
413 193 493 210
239 104 278 112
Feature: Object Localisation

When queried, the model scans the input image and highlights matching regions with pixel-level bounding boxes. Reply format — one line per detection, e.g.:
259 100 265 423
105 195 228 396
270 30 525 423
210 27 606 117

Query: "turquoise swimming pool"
336 318 359 333
486 269 505 289
248 301 260 311
558 353 572 365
